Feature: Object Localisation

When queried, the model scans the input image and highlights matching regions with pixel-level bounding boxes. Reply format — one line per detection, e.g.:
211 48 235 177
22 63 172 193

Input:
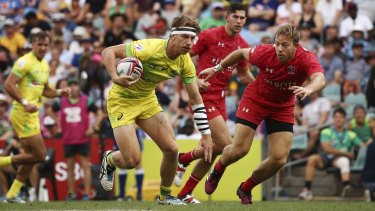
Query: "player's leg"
205 119 256 195
299 154 324 200
6 134 46 202
0 166 17 195
134 129 144 201
136 111 183 205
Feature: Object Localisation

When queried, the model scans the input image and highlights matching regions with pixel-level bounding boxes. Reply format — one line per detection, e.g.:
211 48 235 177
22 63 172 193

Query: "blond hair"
275 24 301 44
171 16 201 34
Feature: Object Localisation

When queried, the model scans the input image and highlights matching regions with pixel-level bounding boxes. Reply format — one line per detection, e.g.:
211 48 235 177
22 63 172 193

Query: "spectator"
104 13 137 47
345 24 371 60
362 138 375 202
42 115 61 138
51 13 73 46
269 0 301 32
316 0 342 28
76 0 108 23
293 92 331 160
59 7 77 33
161 0 182 28
294 0 323 41
0 19 27 59
23 9 52 39
0 94 12 141
347 105 374 145
319 40 344 84
247 0 279 33
45 35 74 73
0 0 23 17
339 2 373 42
299 108 363 200
48 77 104 200
0 47 11 85
48 58 65 88
298 23 320 55
325 25 339 41
366 53 375 109
200 1 226 31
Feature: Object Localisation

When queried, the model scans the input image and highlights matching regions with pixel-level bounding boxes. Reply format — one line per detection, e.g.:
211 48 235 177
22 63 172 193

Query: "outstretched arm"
289 72 326 100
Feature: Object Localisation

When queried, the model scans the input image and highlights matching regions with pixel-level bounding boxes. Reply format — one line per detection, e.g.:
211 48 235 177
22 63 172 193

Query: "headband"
171 27 197 36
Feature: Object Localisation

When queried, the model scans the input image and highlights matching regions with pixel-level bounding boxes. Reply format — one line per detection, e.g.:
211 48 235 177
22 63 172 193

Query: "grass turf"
0 201 374 211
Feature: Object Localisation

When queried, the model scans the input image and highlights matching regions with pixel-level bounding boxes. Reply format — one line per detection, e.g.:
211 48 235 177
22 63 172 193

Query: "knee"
122 155 141 169
270 156 288 168
232 147 248 160
162 141 178 156
307 154 319 166
35 150 47 163
335 157 350 174
213 139 232 155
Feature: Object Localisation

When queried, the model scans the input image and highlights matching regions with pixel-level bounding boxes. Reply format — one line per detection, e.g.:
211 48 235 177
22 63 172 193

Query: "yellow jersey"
11 52 50 108
0 32 27 53
110 39 196 99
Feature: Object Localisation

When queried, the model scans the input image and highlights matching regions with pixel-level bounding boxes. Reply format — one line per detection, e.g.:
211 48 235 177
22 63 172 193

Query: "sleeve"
52 98 61 112
351 132 363 146
248 44 267 67
238 40 250 67
191 30 208 55
334 57 344 72
181 56 196 84
339 21 349 38
293 3 302 14
125 39 153 61
320 128 332 143
306 53 324 78
320 98 331 112
11 58 29 78
364 16 374 31
335 0 343 10
87 97 98 112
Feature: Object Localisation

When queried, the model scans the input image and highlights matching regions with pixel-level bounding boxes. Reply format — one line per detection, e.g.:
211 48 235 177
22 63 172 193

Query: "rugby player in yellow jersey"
100 16 213 205
0 32 70 203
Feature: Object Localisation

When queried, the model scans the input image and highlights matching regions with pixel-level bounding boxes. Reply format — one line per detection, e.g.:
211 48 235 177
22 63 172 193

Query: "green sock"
160 185 171 200
6 179 23 198
0 156 11 167
106 152 116 168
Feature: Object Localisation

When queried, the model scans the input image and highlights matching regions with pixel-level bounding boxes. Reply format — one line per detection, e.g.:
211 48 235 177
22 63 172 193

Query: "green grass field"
0 201 374 211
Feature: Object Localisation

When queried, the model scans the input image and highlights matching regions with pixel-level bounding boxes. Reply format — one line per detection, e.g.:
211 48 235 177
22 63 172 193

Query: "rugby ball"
117 57 143 79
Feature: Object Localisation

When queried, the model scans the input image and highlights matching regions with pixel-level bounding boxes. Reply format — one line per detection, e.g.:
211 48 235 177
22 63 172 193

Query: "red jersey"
192 26 249 97
243 44 324 107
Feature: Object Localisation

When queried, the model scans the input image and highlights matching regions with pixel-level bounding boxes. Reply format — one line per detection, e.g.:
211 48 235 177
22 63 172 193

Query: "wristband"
192 104 211 135
57 89 62 96
21 99 29 106
213 64 223 73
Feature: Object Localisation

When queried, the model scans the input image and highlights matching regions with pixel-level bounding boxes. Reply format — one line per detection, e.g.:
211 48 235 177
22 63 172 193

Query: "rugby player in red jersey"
174 2 255 204
199 23 326 204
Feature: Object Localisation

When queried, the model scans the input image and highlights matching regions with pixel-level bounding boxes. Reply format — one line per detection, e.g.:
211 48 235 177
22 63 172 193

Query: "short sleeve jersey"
110 39 196 99
192 26 249 94
244 44 324 107
320 127 362 154
11 52 50 108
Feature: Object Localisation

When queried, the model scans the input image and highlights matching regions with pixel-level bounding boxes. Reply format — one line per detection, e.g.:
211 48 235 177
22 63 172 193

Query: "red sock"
178 174 201 197
179 150 196 165
214 158 226 174
241 175 259 192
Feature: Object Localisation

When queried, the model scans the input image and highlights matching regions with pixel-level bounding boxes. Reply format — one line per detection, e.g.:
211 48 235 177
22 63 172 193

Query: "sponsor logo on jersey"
265 68 273 74
264 78 297 90
208 107 215 112
134 43 144 51
149 64 155 69
18 59 26 68
242 107 249 112
117 113 123 121
218 42 224 47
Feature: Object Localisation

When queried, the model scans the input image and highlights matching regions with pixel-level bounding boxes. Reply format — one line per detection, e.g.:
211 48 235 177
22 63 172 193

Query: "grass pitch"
0 201 374 211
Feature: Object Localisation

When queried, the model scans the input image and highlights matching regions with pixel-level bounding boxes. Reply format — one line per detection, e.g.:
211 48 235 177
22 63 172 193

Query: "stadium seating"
322 84 341 103
291 126 308 150
350 145 368 171
344 93 367 117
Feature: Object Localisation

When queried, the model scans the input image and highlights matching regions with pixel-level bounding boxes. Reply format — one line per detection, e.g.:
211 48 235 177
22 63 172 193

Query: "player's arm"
101 44 138 87
5 73 38 113
198 48 250 82
185 80 213 163
236 65 255 85
42 83 70 98
289 72 326 100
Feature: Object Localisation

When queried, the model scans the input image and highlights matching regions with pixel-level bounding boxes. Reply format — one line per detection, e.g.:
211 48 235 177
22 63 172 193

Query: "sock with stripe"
159 185 171 201
241 175 259 192
179 150 196 165
178 173 201 197
214 158 226 174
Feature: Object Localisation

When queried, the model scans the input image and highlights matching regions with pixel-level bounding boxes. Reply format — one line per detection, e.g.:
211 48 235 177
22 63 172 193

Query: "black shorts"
320 154 337 168
236 118 293 134
64 142 91 158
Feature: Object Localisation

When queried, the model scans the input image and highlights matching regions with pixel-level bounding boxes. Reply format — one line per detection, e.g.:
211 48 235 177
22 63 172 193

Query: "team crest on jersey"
287 65 295 74
134 43 144 51
18 59 26 68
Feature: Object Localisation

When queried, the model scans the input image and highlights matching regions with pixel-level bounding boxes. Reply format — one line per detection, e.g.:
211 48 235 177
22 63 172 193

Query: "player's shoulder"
134 39 165 51
321 127 333 135
14 52 33 68
250 44 275 54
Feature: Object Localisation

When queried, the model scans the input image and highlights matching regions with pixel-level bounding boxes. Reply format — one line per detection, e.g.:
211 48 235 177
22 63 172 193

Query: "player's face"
174 33 196 55
226 10 247 33
275 35 298 63
32 37 50 60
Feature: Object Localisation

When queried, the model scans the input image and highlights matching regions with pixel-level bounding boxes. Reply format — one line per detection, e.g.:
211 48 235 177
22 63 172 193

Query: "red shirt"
192 26 249 98
244 44 324 107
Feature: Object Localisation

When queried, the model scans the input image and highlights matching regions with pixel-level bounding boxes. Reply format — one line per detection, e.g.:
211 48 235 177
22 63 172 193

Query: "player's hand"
113 75 140 87
85 127 95 137
59 88 71 97
289 86 312 100
199 134 213 163
198 68 216 83
24 103 38 113
197 78 211 92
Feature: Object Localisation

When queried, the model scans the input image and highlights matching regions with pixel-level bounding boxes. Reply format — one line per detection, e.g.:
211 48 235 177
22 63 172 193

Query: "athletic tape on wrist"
192 104 211 135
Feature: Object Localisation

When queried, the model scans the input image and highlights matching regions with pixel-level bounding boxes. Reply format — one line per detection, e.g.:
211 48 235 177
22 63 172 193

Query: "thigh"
79 154 91 168
136 112 176 151
19 133 46 155
77 142 91 157
65 156 76 169
64 144 78 158
232 122 256 152
11 109 41 138
113 124 141 159
209 115 232 147
267 131 293 160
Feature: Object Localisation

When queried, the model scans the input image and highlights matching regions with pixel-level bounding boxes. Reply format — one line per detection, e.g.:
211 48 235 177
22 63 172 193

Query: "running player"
200 24 326 204
174 2 254 204
100 16 213 205
0 31 70 203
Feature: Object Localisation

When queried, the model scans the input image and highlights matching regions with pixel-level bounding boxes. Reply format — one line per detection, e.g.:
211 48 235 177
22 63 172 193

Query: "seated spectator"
51 13 73 46
298 23 320 55
319 40 344 84
339 2 373 42
269 0 301 32
161 0 182 28
247 0 279 33
293 92 331 160
0 19 27 59
38 0 65 18
0 94 12 141
345 24 371 60
299 108 363 200
316 0 342 28
200 1 226 31
23 9 51 39
0 47 11 85
104 13 137 47
347 105 374 145
294 0 323 41
362 132 375 201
